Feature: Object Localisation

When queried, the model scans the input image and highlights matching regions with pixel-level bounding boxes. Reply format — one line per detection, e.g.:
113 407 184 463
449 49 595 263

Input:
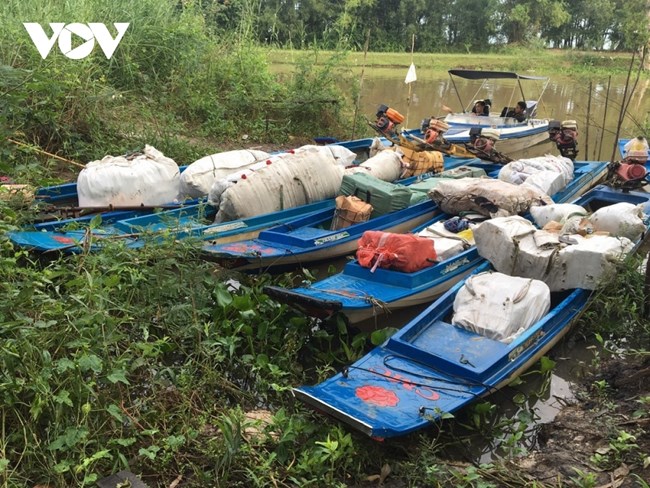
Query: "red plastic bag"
356 231 437 273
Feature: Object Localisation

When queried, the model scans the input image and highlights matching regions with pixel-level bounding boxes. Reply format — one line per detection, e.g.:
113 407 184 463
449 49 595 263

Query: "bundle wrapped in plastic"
210 145 355 222
589 202 647 241
473 216 634 291
394 146 444 178
530 203 587 228
498 155 574 195
452 271 550 343
428 177 553 218
356 230 437 273
344 150 402 182
179 149 270 198
77 145 180 207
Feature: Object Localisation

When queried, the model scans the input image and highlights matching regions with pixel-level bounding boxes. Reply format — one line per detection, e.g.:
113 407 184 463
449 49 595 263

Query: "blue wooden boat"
33 134 453 207
440 70 551 154
9 160 489 254
203 200 441 271
263 161 607 323
293 185 650 439
201 162 508 271
8 199 331 254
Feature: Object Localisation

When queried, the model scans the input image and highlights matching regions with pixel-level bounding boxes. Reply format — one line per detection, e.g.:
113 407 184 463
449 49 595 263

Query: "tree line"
201 0 650 52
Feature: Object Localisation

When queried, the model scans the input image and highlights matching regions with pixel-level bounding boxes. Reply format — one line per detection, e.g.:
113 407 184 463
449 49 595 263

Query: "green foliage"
590 430 641 470
0 232 339 485
576 254 650 349
0 0 352 173
223 0 650 53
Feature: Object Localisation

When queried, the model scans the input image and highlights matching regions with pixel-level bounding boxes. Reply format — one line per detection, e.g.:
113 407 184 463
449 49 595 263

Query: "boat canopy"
448 69 548 81
446 68 550 117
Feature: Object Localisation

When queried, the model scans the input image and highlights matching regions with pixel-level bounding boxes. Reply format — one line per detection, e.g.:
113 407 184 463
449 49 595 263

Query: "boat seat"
387 319 509 381
525 100 538 118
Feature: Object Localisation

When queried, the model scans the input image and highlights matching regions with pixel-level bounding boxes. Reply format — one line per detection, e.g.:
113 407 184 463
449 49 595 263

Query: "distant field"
267 49 640 77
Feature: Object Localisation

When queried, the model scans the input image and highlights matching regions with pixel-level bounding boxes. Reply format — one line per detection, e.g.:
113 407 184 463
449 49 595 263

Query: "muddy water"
350 70 650 161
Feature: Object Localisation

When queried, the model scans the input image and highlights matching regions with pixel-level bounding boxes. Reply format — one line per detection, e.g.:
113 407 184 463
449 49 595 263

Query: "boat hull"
443 121 550 153
203 201 441 271
292 186 650 439
264 161 607 323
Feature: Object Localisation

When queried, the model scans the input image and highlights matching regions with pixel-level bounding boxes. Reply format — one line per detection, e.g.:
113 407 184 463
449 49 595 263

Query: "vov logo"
23 23 129 60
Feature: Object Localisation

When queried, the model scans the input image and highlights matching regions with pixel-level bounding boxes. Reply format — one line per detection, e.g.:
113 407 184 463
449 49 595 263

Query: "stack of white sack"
77 145 180 207
179 149 270 198
209 145 356 222
344 150 403 182
473 215 637 291
427 177 553 218
498 155 574 196
452 271 551 343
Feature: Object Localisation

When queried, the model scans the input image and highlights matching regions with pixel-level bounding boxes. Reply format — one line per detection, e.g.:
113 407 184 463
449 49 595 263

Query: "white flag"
404 63 417 84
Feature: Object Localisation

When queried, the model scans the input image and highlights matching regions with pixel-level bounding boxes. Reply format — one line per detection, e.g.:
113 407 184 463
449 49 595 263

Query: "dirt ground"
512 355 650 487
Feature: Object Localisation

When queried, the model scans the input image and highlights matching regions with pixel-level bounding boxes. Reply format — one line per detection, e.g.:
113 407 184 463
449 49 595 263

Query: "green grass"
268 48 639 76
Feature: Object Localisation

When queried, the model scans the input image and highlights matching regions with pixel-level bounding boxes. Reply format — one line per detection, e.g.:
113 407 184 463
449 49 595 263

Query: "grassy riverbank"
1 2 649 484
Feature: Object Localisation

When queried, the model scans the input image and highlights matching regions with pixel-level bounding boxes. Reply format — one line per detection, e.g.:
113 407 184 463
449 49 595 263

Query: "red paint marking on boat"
370 368 441 402
355 385 399 407
52 236 76 244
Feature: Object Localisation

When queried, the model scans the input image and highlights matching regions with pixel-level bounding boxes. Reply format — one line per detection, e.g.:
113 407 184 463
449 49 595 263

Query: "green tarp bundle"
339 173 413 217
408 166 488 205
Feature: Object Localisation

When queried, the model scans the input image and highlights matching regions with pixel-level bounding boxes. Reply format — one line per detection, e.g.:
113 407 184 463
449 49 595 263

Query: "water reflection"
306 66 650 161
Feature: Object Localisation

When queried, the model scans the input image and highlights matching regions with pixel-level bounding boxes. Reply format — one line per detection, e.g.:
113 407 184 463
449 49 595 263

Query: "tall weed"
0 0 351 177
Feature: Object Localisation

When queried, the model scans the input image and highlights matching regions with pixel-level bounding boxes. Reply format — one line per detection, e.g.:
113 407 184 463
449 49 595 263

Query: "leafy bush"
0 0 351 175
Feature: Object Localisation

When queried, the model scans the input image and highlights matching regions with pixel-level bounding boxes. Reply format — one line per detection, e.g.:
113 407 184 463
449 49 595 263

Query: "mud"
512 355 650 486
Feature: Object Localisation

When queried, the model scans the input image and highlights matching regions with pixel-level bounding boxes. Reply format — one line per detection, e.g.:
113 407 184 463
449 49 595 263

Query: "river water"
348 69 650 161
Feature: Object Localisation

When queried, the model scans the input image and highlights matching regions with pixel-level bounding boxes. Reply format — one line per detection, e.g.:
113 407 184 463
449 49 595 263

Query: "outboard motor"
420 118 450 144
607 138 648 190
472 128 500 153
372 104 405 138
549 120 579 160
468 127 482 144
465 128 512 164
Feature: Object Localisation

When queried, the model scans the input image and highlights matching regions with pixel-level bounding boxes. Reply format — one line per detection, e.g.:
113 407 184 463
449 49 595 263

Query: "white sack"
78 145 180 207
452 271 550 343
589 202 647 241
368 137 392 158
498 155 574 195
417 220 473 261
208 145 355 212
179 149 269 198
474 216 634 291
522 170 567 196
428 178 553 217
357 151 402 182
326 144 359 166
547 235 634 289
530 203 587 228
213 145 353 222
